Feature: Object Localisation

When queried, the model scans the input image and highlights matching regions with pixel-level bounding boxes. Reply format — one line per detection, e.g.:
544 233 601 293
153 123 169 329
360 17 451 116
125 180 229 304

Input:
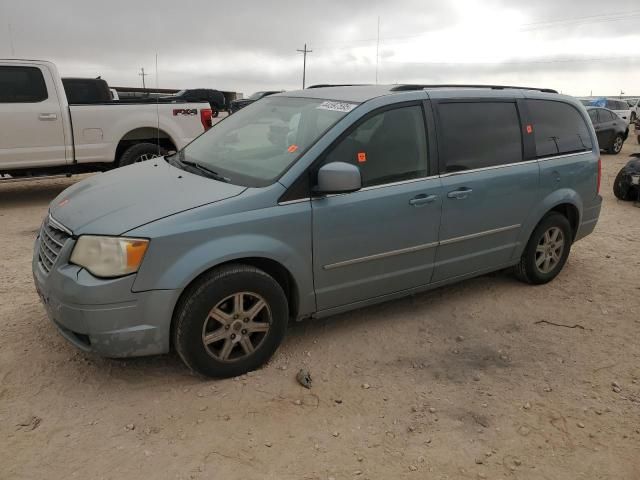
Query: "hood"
50 160 246 235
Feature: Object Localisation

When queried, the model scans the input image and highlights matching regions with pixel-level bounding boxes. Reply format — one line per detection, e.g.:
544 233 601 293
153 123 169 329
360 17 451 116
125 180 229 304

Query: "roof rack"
390 84 558 94
306 84 372 89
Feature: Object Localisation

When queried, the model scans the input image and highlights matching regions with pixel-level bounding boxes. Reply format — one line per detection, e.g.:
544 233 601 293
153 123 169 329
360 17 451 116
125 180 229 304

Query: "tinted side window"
600 109 614 121
588 109 598 123
526 100 593 157
323 105 428 187
0 66 48 103
438 102 522 172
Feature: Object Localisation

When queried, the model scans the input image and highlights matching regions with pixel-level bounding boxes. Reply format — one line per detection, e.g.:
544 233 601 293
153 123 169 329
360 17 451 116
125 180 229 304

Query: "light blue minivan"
33 84 602 377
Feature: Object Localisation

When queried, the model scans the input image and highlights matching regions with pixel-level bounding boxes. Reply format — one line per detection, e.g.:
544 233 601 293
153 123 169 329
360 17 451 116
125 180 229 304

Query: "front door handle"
409 194 438 206
39 113 58 121
447 188 473 200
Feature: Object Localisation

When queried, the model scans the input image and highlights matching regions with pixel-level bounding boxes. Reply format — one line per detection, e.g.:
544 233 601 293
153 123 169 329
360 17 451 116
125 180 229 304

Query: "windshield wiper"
175 156 231 183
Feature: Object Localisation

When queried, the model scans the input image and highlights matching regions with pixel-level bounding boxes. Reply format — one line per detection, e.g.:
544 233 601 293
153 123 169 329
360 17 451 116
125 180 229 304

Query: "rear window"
526 100 592 158
0 66 48 103
438 102 522 172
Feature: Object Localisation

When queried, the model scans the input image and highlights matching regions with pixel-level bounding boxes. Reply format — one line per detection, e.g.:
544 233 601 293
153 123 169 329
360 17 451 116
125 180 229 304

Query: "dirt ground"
1 137 639 480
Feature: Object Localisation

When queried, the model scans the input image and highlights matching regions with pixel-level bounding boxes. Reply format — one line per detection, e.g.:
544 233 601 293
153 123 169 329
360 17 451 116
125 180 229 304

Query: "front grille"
38 216 71 274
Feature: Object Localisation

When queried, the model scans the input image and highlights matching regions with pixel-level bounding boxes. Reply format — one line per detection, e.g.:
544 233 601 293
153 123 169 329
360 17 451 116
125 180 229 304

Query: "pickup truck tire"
173 264 288 378
515 213 572 285
211 106 219 118
118 142 167 167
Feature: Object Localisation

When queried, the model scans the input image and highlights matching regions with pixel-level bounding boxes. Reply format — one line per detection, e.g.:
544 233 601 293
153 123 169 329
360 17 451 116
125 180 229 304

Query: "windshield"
248 91 266 100
175 90 186 96
180 96 357 186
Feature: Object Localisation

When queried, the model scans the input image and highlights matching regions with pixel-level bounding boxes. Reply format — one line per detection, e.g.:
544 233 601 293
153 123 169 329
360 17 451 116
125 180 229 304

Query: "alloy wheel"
201 292 271 362
535 227 565 274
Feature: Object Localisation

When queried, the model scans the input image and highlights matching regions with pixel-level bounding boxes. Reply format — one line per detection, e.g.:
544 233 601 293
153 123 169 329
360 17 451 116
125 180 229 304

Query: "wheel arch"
169 256 301 351
114 127 178 164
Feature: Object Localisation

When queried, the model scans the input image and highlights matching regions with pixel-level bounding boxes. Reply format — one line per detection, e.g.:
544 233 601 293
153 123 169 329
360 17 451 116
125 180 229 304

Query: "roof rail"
390 84 558 94
306 83 371 89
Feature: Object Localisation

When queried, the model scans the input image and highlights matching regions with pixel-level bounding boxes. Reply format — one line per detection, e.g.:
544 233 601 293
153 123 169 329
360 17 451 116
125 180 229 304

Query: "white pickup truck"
0 59 212 177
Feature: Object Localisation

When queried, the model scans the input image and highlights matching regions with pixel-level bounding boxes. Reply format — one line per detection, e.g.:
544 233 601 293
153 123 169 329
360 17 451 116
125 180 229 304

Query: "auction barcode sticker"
317 101 358 113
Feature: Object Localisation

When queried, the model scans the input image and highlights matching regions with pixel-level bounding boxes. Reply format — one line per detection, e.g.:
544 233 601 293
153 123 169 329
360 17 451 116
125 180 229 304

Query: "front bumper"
32 235 180 358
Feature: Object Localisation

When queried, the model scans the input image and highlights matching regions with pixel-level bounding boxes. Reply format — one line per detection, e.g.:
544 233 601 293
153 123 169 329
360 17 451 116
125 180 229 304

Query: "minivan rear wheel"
173 264 288 378
515 213 572 285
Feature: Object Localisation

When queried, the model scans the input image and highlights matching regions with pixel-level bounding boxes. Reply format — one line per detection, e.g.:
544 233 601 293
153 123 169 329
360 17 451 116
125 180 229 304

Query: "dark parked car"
161 89 225 117
586 107 628 155
229 91 283 113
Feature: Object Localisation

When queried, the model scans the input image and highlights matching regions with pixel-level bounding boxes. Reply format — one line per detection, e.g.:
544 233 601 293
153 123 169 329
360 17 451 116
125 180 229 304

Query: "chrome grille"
38 216 71 274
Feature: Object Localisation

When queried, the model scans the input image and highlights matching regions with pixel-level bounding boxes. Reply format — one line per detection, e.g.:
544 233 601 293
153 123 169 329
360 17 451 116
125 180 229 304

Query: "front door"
0 64 67 170
312 103 442 311
432 100 539 282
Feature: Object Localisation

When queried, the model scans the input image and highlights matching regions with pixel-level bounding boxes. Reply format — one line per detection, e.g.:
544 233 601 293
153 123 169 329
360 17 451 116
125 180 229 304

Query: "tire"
118 142 167 167
613 169 633 200
173 264 288 378
607 134 624 155
515 213 573 285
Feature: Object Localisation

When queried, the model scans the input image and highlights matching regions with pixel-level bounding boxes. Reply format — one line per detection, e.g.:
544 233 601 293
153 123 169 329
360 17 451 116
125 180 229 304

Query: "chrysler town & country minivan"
33 84 602 377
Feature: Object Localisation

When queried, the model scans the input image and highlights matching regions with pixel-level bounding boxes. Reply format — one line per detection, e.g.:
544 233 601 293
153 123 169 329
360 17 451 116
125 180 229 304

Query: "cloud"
1 0 638 95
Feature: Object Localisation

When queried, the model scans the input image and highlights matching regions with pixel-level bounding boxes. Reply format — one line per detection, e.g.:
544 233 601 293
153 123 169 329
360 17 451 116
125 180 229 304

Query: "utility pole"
138 67 149 89
296 44 312 89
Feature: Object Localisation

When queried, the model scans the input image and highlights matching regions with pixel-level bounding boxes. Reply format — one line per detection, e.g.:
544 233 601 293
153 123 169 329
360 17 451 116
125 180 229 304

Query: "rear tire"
118 142 167 167
173 264 288 378
607 134 624 155
515 213 572 285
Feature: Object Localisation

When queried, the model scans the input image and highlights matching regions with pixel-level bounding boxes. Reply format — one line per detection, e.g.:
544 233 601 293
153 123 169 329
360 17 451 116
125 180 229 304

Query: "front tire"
515 213 572 285
173 264 288 378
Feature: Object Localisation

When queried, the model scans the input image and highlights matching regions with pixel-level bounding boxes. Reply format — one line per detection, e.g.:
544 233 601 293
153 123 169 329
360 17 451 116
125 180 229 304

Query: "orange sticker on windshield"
526 124 533 134
287 144 299 153
357 152 367 163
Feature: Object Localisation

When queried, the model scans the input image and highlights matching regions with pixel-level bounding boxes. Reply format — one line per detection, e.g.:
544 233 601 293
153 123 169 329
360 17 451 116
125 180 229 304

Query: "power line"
312 9 640 52
296 43 312 89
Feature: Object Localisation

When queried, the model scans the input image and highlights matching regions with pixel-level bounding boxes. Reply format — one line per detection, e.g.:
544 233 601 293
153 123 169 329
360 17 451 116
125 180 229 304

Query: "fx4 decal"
173 108 198 116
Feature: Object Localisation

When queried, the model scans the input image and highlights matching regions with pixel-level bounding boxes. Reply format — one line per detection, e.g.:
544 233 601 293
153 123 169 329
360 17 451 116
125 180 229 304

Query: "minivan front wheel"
515 213 572 285
174 264 288 378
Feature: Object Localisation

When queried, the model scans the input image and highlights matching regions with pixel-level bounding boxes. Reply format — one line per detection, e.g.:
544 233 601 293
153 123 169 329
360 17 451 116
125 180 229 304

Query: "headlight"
70 236 149 278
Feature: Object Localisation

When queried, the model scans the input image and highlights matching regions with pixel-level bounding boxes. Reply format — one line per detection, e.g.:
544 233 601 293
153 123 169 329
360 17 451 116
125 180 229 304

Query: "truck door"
0 64 68 170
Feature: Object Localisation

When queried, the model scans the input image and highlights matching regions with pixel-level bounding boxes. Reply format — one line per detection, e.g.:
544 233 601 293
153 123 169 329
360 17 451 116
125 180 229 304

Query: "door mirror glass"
315 162 362 194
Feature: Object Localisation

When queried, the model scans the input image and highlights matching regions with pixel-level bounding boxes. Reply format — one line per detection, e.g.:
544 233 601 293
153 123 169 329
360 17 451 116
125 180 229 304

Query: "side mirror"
315 162 362 195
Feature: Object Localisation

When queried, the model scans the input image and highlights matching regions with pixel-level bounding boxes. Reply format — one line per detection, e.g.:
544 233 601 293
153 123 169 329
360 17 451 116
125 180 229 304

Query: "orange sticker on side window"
287 144 299 153
357 152 367 163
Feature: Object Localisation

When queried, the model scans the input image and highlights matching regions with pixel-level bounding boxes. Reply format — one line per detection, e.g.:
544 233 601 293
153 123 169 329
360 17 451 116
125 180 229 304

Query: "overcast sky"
1 0 639 96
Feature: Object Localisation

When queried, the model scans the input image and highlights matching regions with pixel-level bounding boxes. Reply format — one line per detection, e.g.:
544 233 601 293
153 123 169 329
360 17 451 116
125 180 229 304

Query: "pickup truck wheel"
118 142 167 167
515 213 572 285
211 107 219 118
173 264 288 378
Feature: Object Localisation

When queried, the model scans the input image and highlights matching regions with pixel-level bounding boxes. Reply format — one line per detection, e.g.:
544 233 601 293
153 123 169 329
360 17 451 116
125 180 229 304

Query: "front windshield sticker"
316 101 358 113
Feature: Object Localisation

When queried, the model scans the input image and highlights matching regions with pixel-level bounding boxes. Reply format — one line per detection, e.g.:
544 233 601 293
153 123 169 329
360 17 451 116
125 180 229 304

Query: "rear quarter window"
0 66 48 103
526 100 593 158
